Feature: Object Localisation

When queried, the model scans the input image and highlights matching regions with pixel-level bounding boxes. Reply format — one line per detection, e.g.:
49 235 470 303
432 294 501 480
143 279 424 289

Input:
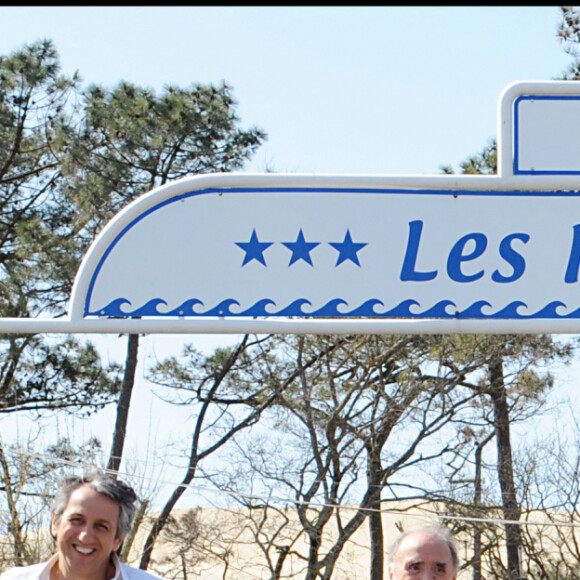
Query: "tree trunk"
0 438 27 565
139 464 197 569
107 333 139 473
488 354 522 580
368 453 384 580
473 439 484 580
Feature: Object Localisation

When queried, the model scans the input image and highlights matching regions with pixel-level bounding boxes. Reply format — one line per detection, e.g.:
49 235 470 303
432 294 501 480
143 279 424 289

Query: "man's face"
51 485 124 580
388 532 457 580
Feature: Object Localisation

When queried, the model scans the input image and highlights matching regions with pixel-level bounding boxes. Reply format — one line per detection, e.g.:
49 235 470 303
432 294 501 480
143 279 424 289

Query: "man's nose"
78 524 95 540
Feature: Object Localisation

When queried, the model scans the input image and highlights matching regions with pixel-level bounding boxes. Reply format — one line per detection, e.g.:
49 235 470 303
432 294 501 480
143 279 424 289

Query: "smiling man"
0 471 166 580
387 526 459 580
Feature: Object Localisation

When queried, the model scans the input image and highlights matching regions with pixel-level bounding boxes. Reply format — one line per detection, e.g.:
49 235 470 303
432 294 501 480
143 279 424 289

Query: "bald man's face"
388 532 456 580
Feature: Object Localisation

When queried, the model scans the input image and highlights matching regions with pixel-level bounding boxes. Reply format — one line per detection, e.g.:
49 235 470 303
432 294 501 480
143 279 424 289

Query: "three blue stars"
236 229 367 267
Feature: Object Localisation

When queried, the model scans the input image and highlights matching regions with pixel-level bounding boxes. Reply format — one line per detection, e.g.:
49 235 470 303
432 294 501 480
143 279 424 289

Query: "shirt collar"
45 552 122 580
109 553 122 580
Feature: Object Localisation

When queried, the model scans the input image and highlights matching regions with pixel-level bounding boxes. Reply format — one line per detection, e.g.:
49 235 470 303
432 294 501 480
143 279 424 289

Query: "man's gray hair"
52 470 138 538
387 525 459 572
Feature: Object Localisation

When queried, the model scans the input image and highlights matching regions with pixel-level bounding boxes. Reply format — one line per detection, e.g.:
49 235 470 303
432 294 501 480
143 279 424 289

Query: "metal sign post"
3 81 580 335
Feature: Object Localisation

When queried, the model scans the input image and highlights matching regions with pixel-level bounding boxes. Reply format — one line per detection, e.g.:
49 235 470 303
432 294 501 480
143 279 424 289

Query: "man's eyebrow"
404 559 424 567
68 512 114 524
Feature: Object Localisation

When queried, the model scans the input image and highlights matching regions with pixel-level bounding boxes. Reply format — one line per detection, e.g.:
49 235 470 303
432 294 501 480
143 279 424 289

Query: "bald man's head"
387 527 458 579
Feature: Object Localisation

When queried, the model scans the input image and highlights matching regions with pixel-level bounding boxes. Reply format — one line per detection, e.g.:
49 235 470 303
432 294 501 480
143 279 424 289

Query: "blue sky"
1 6 578 507
0 6 572 175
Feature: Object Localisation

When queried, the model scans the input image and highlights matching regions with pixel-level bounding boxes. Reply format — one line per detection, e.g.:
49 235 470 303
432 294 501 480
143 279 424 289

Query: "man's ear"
50 513 58 540
113 535 125 553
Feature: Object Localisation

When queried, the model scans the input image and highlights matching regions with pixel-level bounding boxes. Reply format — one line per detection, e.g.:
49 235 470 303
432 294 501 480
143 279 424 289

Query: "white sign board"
515 95 580 173
4 80 580 335
80 186 580 323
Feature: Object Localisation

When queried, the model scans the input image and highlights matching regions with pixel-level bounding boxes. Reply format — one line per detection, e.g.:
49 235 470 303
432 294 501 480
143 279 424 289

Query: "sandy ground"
131 502 472 579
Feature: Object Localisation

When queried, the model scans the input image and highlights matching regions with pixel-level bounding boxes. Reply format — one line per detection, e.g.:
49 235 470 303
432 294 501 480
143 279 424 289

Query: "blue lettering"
565 224 580 283
492 233 529 283
447 233 487 282
400 220 437 281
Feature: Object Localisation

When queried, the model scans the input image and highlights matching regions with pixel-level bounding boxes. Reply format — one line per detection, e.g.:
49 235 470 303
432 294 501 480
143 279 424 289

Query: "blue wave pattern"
87 298 580 319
